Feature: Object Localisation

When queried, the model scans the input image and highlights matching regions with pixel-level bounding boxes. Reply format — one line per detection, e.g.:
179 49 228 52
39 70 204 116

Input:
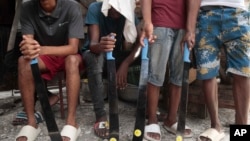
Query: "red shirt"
152 0 186 29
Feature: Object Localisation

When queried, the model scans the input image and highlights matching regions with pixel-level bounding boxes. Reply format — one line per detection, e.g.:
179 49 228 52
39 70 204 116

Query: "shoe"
94 121 109 139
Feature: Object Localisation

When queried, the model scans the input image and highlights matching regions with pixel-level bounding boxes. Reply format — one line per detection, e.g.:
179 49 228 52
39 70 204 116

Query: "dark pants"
82 50 140 120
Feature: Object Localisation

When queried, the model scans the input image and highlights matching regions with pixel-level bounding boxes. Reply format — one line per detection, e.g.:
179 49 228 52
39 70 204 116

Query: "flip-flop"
93 121 109 139
163 122 193 138
15 125 41 141
61 125 81 141
197 128 225 141
144 124 161 141
12 111 44 126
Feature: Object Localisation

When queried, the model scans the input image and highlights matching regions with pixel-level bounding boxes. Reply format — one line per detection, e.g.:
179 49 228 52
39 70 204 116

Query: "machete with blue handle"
176 43 191 141
132 39 149 141
30 58 62 141
107 36 119 141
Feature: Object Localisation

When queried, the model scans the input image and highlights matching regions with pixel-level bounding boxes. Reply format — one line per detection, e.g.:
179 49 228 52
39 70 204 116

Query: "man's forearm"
122 42 141 66
89 43 103 54
40 45 79 56
186 0 201 33
140 0 152 24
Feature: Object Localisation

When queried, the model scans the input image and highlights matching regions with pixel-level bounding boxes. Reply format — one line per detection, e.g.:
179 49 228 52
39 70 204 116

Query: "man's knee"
83 51 103 74
65 55 81 67
18 56 31 70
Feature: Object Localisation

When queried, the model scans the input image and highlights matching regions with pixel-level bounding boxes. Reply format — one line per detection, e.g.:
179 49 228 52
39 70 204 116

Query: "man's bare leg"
163 84 192 136
146 82 161 140
62 55 82 141
233 75 250 124
200 78 222 141
16 57 47 141
164 84 180 126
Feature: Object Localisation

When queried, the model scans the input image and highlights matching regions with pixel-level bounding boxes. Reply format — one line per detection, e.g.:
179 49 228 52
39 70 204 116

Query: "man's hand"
116 62 129 89
99 33 116 52
19 35 40 60
181 31 195 51
140 22 156 46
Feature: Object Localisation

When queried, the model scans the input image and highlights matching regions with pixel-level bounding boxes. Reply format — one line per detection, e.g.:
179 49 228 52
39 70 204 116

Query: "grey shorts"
148 27 185 86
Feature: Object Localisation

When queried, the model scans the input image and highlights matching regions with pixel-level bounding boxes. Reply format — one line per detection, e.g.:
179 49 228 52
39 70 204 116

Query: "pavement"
0 85 249 141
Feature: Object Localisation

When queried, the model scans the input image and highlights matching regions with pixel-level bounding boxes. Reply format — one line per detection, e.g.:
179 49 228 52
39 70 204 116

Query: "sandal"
15 125 41 141
94 121 109 139
163 122 193 138
61 125 81 141
12 111 44 126
144 124 161 141
197 128 225 141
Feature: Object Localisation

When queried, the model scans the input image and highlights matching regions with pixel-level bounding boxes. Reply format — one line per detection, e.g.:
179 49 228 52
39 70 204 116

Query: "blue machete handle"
30 58 38 64
141 38 149 60
106 35 115 60
106 52 114 60
183 43 191 63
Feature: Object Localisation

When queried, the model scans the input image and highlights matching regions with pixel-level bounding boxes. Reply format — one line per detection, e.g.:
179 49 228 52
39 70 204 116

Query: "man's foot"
144 123 161 141
61 125 81 141
163 121 193 138
12 111 44 126
198 128 225 141
94 116 109 139
12 93 59 126
16 124 40 141
48 94 60 106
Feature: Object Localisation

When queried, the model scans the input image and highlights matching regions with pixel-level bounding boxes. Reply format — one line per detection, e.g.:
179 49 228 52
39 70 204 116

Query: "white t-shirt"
201 0 246 10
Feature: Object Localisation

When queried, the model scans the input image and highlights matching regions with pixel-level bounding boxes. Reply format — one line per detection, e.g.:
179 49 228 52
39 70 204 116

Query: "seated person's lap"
40 54 83 80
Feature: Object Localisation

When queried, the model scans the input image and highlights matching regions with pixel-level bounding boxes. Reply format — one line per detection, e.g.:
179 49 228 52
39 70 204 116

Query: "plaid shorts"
195 6 250 80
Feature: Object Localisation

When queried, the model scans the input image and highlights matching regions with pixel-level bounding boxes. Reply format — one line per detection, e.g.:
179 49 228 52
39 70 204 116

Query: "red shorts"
40 54 83 80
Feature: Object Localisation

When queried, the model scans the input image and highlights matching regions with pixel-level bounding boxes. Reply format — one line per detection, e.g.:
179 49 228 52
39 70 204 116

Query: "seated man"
82 0 141 139
16 0 84 141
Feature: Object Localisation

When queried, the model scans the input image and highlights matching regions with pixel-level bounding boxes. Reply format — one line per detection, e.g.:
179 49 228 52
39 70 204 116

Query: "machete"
30 59 62 141
132 39 149 141
107 42 119 141
176 43 191 141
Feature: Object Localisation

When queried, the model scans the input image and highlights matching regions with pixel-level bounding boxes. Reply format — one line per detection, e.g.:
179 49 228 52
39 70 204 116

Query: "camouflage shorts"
195 6 250 80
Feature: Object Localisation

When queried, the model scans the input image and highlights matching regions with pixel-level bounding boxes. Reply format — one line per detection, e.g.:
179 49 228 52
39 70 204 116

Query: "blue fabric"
195 7 250 80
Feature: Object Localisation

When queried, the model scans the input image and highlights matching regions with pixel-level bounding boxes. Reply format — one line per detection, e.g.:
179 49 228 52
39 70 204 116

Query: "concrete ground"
0 87 249 141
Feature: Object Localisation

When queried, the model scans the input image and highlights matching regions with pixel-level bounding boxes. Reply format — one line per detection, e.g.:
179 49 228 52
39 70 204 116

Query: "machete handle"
141 39 149 60
30 58 38 64
183 43 191 63
106 35 115 60
107 52 114 60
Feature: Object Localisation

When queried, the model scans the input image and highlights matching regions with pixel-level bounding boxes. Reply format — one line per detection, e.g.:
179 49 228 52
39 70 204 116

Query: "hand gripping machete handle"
183 44 190 63
141 38 149 60
106 35 115 60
